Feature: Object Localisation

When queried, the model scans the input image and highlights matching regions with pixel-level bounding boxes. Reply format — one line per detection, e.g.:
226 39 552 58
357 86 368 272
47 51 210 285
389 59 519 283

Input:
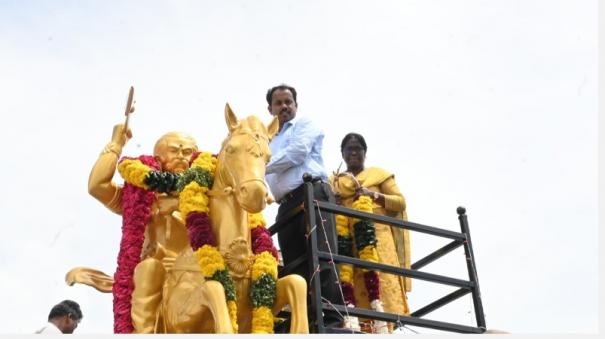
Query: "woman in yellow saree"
330 132 411 333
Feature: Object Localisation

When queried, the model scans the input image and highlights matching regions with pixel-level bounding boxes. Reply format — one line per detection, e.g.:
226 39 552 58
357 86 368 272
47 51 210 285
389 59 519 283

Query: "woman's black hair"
340 132 367 153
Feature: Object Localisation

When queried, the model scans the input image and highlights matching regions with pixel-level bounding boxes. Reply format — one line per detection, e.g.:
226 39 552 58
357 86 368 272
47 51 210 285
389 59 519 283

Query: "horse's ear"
225 103 238 133
267 116 279 140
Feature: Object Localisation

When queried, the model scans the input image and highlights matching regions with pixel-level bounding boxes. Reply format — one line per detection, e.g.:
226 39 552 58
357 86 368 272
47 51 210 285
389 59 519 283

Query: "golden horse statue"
67 105 308 333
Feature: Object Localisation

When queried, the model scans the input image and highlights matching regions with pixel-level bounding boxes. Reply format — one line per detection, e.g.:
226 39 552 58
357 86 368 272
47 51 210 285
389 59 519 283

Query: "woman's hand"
356 187 386 207
334 193 343 205
355 187 374 199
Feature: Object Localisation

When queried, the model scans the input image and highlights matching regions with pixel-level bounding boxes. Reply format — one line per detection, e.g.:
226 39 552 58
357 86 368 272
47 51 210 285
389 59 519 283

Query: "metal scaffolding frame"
268 177 486 334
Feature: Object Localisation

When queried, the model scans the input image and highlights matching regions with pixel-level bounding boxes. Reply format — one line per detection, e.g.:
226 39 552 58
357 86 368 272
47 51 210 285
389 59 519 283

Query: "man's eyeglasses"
343 146 364 154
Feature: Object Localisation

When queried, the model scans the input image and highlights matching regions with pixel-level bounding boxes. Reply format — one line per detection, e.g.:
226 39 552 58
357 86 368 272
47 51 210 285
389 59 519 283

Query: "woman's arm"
376 176 406 213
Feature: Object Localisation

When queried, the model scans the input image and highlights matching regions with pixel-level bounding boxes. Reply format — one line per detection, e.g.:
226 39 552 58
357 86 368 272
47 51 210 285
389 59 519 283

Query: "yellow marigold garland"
351 195 374 223
119 150 279 333
358 246 380 266
178 151 238 332
248 212 266 229
179 182 210 216
351 195 381 304
192 151 217 173
338 194 382 308
251 252 278 281
117 159 152 189
195 244 226 277
251 306 274 334
339 263 354 284
227 301 238 332
336 207 356 307
336 214 354 285
249 213 279 333
336 214 350 237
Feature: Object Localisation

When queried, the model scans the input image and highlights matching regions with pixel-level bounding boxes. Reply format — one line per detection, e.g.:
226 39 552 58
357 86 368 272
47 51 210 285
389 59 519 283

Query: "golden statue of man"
89 124 198 333
73 108 309 334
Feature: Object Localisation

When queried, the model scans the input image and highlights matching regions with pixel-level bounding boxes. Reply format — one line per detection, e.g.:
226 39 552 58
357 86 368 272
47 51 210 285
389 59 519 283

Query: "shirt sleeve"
266 118 323 174
380 176 406 213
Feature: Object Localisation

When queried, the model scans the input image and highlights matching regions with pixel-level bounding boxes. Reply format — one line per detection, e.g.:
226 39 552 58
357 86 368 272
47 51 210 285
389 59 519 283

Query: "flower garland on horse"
116 151 279 333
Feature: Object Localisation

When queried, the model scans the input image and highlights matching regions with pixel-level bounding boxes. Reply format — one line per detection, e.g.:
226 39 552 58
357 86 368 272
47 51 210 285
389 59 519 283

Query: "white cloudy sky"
0 0 598 335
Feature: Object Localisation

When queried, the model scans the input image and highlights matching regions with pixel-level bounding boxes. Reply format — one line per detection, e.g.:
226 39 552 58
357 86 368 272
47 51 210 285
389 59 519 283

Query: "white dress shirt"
35 322 62 334
266 115 327 202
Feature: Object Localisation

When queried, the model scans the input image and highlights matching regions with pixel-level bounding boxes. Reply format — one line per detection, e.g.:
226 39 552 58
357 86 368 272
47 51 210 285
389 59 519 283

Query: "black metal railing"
268 177 486 334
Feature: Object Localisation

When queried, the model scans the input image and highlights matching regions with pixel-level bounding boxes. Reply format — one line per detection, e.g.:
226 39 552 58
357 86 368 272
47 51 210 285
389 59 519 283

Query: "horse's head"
215 104 279 213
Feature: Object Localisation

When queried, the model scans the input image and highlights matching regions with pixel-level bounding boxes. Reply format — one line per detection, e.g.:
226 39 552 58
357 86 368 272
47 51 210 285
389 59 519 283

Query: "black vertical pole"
457 206 486 331
304 176 324 333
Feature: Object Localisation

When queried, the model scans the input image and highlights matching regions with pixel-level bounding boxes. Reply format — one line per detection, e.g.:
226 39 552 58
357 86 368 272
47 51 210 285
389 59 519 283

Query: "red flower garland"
251 227 278 259
186 212 216 249
341 282 356 306
113 151 280 333
363 271 380 302
113 155 159 333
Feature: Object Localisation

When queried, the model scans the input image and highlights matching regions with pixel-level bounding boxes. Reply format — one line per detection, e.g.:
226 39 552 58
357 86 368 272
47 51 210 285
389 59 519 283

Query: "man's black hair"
340 132 368 153
266 84 297 105
48 300 83 321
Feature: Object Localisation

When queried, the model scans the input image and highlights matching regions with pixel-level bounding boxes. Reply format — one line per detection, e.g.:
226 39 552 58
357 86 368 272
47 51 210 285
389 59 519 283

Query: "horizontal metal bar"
324 303 484 334
318 252 474 289
278 254 306 277
315 200 466 240
412 240 463 270
411 288 471 318
268 204 304 235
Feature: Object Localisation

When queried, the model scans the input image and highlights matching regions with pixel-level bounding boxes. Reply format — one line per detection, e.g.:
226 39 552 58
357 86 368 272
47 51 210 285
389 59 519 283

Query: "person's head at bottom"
48 300 83 334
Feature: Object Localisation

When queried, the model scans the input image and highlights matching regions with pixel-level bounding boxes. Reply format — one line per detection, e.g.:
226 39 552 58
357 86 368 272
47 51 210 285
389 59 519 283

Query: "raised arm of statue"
88 124 132 214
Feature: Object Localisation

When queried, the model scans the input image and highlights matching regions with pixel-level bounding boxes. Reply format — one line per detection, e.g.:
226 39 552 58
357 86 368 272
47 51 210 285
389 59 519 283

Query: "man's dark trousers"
276 179 344 328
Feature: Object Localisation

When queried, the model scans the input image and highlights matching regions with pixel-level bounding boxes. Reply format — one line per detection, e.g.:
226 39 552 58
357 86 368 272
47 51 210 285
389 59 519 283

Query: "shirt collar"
277 115 300 135
48 322 62 333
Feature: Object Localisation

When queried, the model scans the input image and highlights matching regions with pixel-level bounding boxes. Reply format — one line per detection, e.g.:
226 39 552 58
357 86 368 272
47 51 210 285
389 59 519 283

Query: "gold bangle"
100 142 122 156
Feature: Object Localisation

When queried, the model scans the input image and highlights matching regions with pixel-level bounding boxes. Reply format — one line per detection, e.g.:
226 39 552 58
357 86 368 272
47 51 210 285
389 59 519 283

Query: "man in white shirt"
35 300 82 334
265 84 344 330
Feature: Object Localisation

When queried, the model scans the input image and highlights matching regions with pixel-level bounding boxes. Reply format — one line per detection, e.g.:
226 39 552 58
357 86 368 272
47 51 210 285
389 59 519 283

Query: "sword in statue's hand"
123 86 135 135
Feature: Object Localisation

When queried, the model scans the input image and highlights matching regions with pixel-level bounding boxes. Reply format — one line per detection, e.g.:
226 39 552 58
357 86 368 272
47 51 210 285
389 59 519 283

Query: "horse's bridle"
208 129 269 198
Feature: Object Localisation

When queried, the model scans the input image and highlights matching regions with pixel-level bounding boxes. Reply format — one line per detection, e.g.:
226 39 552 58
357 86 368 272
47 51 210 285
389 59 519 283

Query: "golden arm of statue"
88 124 132 214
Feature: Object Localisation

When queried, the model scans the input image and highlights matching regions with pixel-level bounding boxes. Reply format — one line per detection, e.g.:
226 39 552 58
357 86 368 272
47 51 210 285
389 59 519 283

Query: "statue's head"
153 132 198 173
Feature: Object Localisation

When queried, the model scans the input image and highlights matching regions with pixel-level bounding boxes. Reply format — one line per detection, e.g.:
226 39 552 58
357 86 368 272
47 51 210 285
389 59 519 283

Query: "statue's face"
155 134 197 173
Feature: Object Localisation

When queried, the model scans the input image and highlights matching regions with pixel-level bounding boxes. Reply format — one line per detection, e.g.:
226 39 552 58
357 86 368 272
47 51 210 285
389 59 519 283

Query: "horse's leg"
200 280 235 333
162 269 212 333
273 274 309 333
132 258 165 333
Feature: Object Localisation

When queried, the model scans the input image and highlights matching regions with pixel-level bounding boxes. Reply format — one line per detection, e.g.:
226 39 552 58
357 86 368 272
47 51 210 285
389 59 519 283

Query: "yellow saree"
331 167 411 320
